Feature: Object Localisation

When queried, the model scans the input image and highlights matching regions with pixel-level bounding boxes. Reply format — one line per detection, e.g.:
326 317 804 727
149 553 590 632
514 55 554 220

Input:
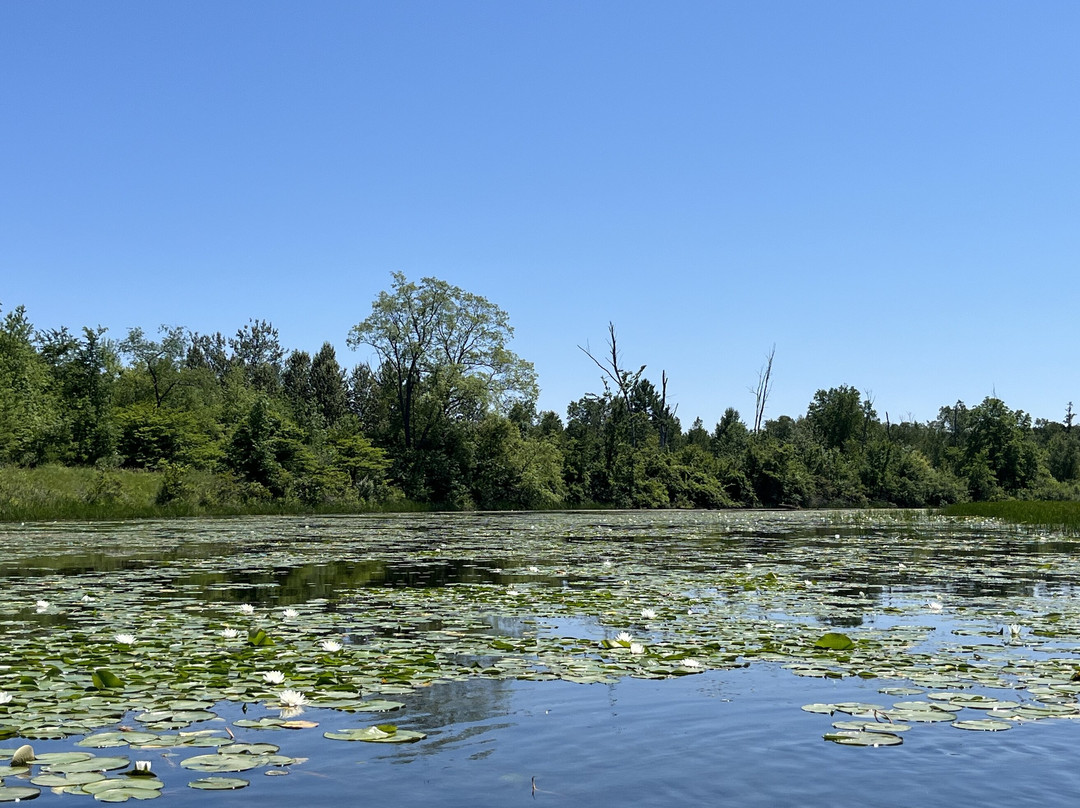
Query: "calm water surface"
3 510 1080 807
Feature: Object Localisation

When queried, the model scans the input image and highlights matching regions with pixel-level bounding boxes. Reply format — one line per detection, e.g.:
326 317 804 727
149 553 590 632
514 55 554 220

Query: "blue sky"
3 2 1077 428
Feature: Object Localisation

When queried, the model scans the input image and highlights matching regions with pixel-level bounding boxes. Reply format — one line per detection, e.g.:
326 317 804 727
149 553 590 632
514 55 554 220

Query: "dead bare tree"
579 322 645 447
751 344 775 434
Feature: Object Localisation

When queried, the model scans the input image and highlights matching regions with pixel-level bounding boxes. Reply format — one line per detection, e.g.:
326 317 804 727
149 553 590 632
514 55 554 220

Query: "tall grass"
942 501 1080 533
0 464 420 523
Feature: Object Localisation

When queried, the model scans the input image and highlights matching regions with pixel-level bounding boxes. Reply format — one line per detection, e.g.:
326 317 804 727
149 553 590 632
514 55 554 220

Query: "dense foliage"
1 281 1077 514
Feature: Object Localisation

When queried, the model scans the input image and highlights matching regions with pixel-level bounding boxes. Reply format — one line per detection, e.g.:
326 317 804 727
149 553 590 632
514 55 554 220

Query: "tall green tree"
310 342 348 427
36 326 117 464
0 305 58 463
118 326 189 409
347 273 538 451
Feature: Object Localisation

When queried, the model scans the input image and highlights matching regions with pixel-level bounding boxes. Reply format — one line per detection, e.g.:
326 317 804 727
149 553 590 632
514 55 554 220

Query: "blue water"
15 664 1073 807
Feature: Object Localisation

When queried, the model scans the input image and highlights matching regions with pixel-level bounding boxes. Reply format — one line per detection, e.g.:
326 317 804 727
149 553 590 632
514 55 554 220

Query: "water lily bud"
11 744 34 765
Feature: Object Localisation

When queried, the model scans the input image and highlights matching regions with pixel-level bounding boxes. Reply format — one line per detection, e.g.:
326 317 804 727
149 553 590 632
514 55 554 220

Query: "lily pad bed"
1 511 1080 798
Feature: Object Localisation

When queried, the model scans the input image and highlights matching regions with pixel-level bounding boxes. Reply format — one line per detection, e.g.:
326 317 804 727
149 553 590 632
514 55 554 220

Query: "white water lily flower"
115 633 136 645
134 760 152 773
239 604 255 615
220 628 239 639
640 608 657 620
320 639 343 653
682 658 702 669
630 643 645 655
81 594 94 603
278 689 308 708
528 566 540 574
928 600 943 613
35 600 49 612
1009 624 1022 638
506 587 521 596
282 608 299 619
615 631 633 644
262 670 286 685
0 692 11 704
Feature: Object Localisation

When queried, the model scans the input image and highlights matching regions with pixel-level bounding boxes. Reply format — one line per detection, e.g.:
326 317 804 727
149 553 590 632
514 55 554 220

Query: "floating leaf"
0 786 41 802
180 754 266 773
188 777 249 790
823 731 903 747
247 628 274 647
952 719 1013 731
91 670 123 690
814 633 855 651
323 726 426 743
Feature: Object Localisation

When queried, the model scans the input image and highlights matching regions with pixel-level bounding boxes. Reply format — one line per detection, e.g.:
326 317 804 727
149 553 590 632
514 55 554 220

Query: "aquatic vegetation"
2 509 1080 799
943 501 1080 533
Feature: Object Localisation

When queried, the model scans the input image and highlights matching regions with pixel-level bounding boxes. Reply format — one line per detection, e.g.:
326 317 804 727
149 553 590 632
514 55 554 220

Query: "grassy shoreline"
0 464 430 523
9 464 1080 528
941 500 1080 532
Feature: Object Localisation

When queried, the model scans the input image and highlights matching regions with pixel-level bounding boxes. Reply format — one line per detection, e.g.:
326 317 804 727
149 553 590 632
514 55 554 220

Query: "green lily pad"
45 755 132 774
32 751 94 765
323 725 426 743
91 670 124 690
814 633 855 651
30 771 106 788
823 730 903 747
0 786 41 802
180 754 266 773
952 719 1013 731
188 777 249 790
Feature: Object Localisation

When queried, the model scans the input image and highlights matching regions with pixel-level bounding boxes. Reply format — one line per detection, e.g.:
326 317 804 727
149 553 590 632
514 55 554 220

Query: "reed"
942 500 1080 533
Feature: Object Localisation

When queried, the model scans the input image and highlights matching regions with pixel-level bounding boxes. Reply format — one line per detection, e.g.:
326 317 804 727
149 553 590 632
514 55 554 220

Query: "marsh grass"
942 500 1080 533
0 464 423 522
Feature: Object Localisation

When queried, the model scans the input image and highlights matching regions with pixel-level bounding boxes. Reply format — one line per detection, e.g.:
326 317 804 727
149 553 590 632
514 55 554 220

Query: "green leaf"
247 628 274 647
814 633 855 651
323 726 426 743
91 669 124 690
188 777 249 790
0 786 42 802
823 731 903 747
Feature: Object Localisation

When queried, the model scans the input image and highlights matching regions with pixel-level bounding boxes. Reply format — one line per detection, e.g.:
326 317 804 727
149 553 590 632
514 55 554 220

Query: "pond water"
2 510 1080 805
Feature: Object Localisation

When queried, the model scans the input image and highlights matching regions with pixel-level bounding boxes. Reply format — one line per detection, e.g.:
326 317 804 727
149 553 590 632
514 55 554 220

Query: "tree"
805 385 870 450
229 319 284 395
36 325 117 464
751 345 775 434
579 323 646 448
118 326 189 409
310 343 348 426
347 273 538 451
0 304 58 463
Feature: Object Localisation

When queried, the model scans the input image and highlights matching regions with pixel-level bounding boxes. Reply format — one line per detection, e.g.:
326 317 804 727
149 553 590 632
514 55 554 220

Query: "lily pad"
952 719 1013 731
188 777 250 790
180 754 266 773
323 725 426 743
823 730 903 747
814 633 855 651
0 786 41 802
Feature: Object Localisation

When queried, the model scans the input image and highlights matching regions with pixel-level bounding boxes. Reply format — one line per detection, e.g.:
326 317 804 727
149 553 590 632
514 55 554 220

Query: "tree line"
2 274 1078 512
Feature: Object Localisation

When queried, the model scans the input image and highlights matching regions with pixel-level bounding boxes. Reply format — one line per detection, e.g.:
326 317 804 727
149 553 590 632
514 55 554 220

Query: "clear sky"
3 2 1077 429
